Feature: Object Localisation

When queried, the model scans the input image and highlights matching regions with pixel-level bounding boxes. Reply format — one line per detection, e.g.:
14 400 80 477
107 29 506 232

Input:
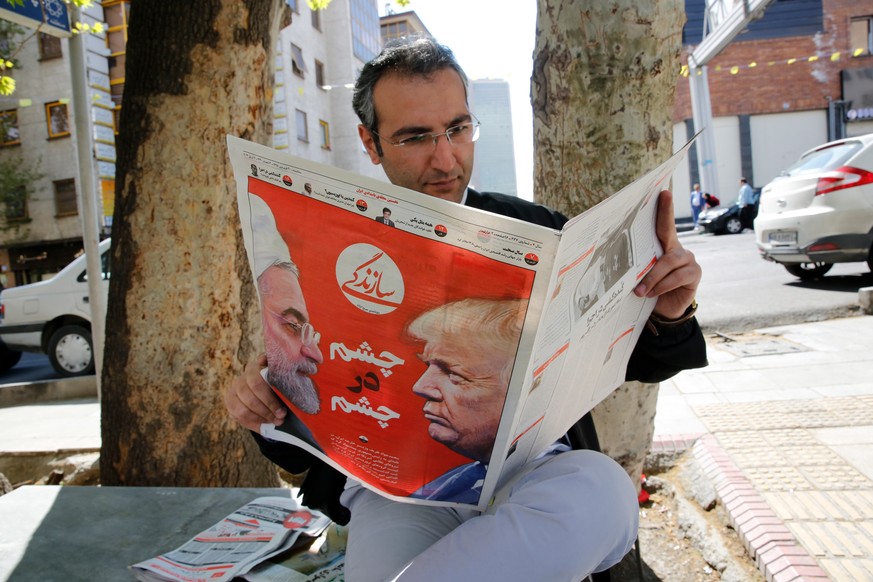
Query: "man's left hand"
633 190 701 319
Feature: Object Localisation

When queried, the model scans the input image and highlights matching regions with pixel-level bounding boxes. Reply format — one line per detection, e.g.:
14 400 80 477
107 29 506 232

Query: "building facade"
0 0 389 287
671 0 873 216
277 0 386 181
470 79 518 196
0 2 111 287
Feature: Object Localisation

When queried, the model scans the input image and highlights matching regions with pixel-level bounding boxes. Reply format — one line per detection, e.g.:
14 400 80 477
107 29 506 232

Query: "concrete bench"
0 485 288 581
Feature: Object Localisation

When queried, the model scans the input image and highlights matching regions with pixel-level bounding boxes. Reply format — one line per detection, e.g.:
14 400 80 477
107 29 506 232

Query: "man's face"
260 267 324 414
382 210 391 220
412 341 509 463
358 68 474 203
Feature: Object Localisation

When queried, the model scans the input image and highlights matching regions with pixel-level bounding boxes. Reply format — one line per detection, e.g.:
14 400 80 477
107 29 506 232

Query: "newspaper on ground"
130 496 331 582
227 135 693 511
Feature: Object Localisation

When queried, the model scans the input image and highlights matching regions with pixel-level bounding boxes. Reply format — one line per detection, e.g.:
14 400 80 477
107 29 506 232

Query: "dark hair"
382 207 391 214
352 35 468 155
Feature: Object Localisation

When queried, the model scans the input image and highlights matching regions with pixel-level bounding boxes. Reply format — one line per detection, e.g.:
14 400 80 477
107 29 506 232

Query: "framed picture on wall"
46 101 71 139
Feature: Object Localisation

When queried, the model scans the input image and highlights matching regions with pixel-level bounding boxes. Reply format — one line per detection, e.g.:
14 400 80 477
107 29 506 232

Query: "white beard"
265 341 321 414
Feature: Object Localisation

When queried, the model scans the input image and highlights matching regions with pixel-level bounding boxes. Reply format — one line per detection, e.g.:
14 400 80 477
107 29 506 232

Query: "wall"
0 34 79 244
670 0 873 217
750 110 827 185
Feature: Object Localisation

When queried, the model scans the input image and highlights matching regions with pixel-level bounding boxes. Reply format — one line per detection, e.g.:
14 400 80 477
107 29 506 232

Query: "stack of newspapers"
130 496 346 582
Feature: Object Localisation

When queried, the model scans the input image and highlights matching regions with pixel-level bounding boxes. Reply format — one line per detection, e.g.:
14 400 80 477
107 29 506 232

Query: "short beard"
265 342 321 415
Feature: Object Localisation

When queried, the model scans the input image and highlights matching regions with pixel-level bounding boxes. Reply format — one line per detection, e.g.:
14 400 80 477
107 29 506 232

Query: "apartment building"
0 0 388 287
277 0 386 180
0 1 112 287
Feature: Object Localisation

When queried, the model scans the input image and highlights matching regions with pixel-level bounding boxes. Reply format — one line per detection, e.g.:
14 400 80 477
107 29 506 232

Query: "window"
350 0 380 63
319 120 330 150
37 33 62 60
0 110 20 146
311 5 321 30
4 186 26 221
45 101 71 139
382 21 408 42
54 179 77 216
76 248 111 282
286 0 298 14
296 109 308 142
315 60 325 89
850 17 873 57
290 43 306 77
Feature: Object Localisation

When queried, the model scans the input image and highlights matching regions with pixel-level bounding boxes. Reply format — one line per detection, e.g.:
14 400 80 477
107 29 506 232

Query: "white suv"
0 238 110 376
755 133 873 280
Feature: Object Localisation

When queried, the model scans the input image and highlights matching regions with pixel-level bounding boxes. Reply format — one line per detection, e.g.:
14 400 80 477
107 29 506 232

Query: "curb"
0 376 97 409
692 434 830 582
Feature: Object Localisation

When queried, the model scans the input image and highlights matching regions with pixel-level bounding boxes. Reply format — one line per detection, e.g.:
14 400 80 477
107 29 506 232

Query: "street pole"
688 64 719 196
68 7 105 400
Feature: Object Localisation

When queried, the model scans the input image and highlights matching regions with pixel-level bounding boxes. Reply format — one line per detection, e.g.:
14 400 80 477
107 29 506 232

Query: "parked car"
697 203 746 235
754 133 873 280
0 238 110 376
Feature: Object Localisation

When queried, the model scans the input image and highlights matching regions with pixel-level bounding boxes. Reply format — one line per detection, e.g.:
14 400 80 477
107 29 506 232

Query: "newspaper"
129 496 333 582
227 135 691 511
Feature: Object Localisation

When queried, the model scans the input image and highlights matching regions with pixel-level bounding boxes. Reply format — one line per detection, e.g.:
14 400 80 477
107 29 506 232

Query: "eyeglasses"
267 310 321 347
370 117 481 152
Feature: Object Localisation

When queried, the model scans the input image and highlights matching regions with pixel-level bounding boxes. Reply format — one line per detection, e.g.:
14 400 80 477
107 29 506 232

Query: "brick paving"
655 316 873 581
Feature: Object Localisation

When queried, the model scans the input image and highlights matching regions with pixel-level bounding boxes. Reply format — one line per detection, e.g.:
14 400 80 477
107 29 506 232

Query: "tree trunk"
100 1 287 486
532 0 685 486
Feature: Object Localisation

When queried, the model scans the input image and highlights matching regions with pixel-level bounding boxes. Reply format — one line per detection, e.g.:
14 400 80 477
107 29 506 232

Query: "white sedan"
754 133 873 280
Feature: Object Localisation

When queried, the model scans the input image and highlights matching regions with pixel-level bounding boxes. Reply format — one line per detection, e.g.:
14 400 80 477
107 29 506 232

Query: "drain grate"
713 333 809 357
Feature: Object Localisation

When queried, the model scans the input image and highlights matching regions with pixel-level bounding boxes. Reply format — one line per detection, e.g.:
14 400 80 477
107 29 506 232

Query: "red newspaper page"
247 177 537 504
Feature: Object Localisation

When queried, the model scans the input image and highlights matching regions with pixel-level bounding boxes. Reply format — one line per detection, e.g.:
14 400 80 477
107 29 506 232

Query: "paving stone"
779 444 846 466
799 465 871 490
712 431 767 449
790 522 858 557
759 429 820 448
818 557 873 581
730 448 791 468
744 466 814 492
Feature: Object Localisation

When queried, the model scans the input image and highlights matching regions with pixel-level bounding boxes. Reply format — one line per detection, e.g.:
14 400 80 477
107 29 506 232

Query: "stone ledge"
0 377 97 409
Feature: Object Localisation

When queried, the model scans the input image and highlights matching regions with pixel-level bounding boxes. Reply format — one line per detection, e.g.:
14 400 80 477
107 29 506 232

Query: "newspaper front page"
227 135 691 511
130 497 331 582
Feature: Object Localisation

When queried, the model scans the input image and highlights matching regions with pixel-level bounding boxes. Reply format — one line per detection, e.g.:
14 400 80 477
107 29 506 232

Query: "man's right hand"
225 354 287 432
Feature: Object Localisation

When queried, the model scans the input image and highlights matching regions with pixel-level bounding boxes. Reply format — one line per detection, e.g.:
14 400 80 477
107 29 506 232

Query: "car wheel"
48 325 94 377
784 262 833 280
0 339 22 372
725 217 743 235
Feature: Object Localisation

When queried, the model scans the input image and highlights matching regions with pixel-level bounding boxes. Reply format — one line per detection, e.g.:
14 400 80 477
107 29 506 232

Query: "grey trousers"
340 449 639 582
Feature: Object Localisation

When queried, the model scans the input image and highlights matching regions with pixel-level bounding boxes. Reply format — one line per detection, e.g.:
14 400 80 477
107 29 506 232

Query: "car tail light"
815 166 873 196
808 242 840 252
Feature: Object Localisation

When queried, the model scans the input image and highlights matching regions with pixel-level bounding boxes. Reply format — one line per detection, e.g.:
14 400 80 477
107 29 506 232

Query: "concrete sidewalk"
1 316 871 580
653 315 873 581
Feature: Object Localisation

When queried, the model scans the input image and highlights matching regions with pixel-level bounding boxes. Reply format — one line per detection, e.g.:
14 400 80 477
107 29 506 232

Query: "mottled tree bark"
101 1 287 486
533 0 685 487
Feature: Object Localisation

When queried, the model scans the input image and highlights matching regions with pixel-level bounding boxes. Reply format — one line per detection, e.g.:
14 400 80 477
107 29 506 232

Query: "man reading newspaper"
226 36 707 582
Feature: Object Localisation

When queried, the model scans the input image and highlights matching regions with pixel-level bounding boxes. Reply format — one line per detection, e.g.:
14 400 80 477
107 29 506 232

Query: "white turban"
248 194 291 279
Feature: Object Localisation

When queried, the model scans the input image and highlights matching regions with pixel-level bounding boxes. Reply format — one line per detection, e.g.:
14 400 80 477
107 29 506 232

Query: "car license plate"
769 231 797 245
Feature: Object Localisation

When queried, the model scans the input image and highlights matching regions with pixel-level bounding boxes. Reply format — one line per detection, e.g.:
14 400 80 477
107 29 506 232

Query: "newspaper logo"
434 224 447 237
283 510 313 529
337 244 405 314
282 175 293 187
356 199 368 212
524 253 539 266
